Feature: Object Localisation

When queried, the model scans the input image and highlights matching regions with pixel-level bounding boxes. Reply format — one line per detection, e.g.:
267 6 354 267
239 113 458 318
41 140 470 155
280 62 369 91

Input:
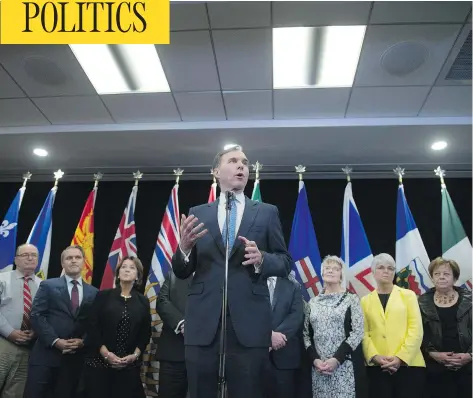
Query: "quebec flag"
395 184 433 295
341 181 375 297
289 181 323 301
27 187 57 279
0 187 26 272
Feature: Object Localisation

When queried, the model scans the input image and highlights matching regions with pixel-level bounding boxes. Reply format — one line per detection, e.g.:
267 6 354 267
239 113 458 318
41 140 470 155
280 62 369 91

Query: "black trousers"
83 364 145 398
158 361 188 398
185 315 267 398
367 366 426 398
262 356 296 398
426 364 472 398
24 355 84 398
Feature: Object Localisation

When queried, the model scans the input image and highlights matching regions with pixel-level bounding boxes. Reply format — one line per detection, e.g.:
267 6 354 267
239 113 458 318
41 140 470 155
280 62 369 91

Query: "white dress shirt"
65 274 84 307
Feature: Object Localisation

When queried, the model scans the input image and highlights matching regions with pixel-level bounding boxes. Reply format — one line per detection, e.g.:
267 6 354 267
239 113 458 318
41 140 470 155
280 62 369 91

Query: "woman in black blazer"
84 256 151 398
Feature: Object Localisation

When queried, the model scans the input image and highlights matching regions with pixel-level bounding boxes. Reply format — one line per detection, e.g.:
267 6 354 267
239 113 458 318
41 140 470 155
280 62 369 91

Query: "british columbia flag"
142 183 180 397
100 185 138 290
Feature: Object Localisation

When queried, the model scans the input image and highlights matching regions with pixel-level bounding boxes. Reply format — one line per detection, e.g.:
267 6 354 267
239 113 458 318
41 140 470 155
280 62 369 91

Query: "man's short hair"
212 145 243 171
61 245 85 263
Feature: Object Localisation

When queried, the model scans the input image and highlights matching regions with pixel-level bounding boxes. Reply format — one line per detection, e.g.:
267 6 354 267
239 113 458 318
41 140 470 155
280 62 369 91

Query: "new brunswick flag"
71 187 97 284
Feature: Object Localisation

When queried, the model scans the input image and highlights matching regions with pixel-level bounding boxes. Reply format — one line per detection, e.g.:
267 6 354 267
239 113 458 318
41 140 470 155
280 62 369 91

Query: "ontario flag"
100 185 138 290
71 187 97 284
288 181 323 301
142 183 180 397
341 181 375 297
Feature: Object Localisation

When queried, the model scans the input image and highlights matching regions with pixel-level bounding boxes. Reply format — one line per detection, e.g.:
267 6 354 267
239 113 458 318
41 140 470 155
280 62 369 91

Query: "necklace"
434 291 457 305
120 293 132 299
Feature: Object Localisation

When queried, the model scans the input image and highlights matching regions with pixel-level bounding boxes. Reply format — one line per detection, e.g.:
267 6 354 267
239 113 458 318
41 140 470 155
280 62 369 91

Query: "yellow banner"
0 0 169 44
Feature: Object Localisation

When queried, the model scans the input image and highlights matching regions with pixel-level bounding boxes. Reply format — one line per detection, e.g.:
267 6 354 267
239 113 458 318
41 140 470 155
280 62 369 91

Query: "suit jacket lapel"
372 290 386 321
230 198 258 258
206 199 225 257
384 285 399 319
61 276 74 317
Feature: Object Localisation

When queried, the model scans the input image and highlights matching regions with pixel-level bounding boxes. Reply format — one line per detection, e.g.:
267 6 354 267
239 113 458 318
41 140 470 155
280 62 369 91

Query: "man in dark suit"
263 275 303 398
155 270 192 398
25 245 98 398
172 145 292 398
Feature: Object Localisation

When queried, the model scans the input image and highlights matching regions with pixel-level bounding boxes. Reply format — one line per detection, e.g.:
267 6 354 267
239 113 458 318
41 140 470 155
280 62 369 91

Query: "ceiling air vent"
446 30 472 81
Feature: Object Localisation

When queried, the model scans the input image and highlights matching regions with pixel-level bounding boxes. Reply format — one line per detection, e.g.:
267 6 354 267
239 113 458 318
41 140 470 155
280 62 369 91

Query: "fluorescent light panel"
69 44 170 94
273 26 366 89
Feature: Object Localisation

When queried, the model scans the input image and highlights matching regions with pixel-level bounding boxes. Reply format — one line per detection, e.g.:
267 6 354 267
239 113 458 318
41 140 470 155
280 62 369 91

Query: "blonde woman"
361 253 425 398
303 256 367 398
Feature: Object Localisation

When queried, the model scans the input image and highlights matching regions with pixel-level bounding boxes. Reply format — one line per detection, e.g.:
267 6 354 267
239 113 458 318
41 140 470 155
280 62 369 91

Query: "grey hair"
212 145 243 170
321 255 347 287
371 253 396 272
16 243 38 256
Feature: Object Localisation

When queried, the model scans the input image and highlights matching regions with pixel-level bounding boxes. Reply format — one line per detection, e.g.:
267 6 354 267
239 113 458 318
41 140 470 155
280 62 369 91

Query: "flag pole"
342 165 352 182
393 166 405 185
434 166 446 189
22 171 32 188
295 164 306 181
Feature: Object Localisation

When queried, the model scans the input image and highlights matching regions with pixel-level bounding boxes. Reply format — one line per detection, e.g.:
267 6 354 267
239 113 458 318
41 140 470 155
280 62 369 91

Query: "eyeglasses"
17 253 38 259
376 265 396 272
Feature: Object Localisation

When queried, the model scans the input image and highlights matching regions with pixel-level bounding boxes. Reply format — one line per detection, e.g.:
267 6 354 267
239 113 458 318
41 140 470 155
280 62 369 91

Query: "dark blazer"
172 197 292 348
30 276 98 366
270 277 304 370
419 287 472 356
85 288 151 357
155 271 192 362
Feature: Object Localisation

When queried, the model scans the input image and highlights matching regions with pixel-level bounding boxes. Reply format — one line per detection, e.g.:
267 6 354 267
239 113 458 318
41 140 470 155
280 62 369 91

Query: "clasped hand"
313 358 340 375
373 355 402 374
55 338 83 354
105 352 137 369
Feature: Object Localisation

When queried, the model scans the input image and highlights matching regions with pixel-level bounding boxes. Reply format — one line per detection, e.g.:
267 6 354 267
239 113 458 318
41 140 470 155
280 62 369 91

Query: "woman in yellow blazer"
361 253 425 398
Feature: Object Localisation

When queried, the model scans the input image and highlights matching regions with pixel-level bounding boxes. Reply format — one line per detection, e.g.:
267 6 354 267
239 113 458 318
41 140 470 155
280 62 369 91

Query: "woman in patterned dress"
84 256 151 398
303 255 367 398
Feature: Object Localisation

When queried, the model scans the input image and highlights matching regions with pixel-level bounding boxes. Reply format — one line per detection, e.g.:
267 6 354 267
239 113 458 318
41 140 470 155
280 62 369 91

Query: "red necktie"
21 277 32 331
71 280 79 313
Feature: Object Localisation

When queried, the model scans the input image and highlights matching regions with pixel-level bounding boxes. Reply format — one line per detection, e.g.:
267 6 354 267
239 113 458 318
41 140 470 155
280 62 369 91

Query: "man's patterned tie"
71 280 79 313
222 196 237 252
21 277 32 331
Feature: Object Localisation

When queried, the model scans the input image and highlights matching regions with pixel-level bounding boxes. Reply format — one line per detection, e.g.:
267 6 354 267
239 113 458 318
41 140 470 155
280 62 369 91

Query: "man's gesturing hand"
238 236 262 266
179 215 208 253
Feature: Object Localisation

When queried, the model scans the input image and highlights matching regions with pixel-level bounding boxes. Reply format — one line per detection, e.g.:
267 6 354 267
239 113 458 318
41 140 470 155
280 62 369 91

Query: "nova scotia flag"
0 187 26 272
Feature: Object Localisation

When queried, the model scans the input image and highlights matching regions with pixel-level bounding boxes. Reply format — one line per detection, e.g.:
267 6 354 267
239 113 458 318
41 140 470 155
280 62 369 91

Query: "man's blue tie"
222 196 237 252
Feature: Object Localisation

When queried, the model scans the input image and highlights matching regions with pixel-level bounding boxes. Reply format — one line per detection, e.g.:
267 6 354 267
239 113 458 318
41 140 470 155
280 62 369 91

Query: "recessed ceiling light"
273 25 366 89
69 44 170 95
431 141 447 151
224 144 239 150
33 148 48 157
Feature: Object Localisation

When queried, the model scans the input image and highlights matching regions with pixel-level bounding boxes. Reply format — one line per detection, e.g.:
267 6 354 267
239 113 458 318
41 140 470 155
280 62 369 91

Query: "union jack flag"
142 183 180 397
100 185 138 290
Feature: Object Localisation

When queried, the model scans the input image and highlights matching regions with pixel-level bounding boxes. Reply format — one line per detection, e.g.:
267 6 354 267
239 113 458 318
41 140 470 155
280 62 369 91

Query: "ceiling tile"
347 86 430 117
212 29 272 90
170 3 209 31
370 2 471 24
273 1 371 27
33 96 114 124
0 66 25 99
419 86 472 117
101 93 181 123
274 88 350 119
156 31 220 92
0 99 49 127
0 45 97 97
355 24 462 87
223 91 272 120
174 92 225 121
208 2 270 29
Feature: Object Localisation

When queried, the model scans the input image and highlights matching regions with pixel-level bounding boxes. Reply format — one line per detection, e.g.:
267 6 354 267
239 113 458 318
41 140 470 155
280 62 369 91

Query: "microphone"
225 191 235 210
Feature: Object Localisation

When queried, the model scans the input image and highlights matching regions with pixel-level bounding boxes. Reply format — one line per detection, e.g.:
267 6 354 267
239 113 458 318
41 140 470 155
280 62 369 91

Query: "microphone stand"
218 191 234 398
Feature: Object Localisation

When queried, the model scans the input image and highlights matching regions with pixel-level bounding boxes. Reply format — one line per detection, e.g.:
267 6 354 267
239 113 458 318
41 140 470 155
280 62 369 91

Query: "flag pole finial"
22 171 32 188
133 170 143 186
210 168 216 184
393 166 405 184
342 166 352 182
434 166 446 189
295 165 306 181
93 172 103 188
174 168 184 184
53 169 64 187
251 161 263 180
